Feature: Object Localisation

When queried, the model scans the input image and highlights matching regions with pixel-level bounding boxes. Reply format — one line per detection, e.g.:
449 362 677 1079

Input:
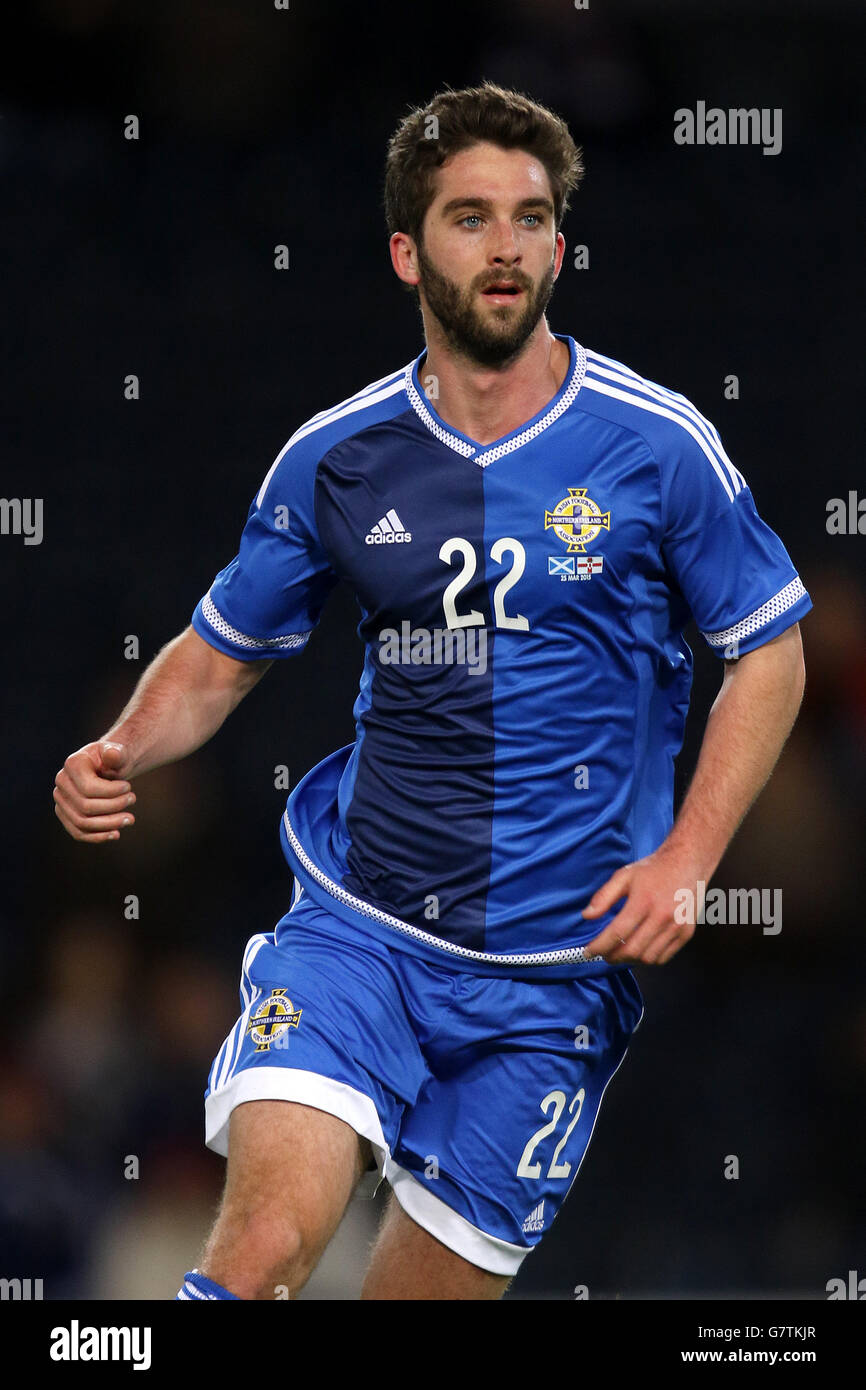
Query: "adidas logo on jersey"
522 1201 545 1234
366 508 412 545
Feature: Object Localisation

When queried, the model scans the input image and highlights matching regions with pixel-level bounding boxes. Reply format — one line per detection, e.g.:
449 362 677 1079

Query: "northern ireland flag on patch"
576 556 604 577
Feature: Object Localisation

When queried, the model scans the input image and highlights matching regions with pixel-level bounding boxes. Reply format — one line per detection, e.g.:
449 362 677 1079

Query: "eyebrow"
439 195 554 217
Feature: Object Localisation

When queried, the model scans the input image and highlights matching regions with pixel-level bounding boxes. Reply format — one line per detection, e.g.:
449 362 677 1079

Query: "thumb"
582 864 633 917
97 741 129 778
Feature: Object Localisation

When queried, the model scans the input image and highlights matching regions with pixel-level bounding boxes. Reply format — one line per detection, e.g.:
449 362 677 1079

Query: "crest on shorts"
246 988 302 1052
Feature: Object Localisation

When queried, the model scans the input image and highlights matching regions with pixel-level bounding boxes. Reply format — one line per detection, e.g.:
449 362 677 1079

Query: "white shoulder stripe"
296 364 406 433
581 374 737 502
288 373 407 450
584 355 743 497
255 371 408 509
586 350 746 491
586 353 739 494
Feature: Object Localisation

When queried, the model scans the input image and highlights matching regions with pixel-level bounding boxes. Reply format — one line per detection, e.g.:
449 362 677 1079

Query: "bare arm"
583 622 806 964
54 626 272 843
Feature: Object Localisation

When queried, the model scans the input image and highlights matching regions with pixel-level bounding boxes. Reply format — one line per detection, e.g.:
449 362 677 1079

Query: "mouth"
481 282 524 303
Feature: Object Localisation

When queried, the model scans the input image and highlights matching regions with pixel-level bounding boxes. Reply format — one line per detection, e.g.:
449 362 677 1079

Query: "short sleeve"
660 416 812 658
191 438 338 661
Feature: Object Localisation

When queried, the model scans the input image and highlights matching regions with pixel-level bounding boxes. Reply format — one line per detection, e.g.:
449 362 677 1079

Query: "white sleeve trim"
702 577 806 648
201 590 310 653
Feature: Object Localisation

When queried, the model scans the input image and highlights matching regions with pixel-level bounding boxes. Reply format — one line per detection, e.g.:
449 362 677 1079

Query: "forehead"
429 141 553 205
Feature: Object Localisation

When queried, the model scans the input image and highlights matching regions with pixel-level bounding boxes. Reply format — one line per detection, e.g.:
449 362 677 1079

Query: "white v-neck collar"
404 334 587 468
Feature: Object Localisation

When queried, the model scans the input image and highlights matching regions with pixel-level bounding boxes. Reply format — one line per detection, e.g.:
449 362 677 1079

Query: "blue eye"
458 212 545 229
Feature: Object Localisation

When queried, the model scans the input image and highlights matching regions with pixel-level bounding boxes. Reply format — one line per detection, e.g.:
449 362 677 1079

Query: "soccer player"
54 83 811 1301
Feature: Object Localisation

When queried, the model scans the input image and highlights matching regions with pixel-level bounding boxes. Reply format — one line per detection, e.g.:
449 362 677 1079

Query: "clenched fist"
54 741 136 843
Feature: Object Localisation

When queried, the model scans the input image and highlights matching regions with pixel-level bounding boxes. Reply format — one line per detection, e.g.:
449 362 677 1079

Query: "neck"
419 324 570 447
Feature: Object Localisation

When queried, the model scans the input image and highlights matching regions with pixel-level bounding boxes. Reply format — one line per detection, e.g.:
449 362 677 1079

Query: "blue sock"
176 1268 240 1301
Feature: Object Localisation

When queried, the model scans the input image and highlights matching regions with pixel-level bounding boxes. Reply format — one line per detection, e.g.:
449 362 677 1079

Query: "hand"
582 846 705 965
53 741 136 843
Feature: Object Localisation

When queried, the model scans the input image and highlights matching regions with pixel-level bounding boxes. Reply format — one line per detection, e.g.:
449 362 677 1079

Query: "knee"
204 1207 311 1300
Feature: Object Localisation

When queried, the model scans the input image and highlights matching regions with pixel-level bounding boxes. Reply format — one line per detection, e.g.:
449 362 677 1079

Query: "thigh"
201 1097 370 1299
361 1190 511 1301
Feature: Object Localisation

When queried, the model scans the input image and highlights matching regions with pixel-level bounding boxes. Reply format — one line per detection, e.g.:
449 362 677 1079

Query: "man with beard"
54 83 810 1300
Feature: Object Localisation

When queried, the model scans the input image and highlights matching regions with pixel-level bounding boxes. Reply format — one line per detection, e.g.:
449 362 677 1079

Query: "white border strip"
205 1066 390 1174
383 1157 530 1276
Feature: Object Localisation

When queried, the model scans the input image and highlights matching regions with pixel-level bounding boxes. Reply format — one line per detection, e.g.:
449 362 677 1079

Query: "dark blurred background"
1 0 864 1299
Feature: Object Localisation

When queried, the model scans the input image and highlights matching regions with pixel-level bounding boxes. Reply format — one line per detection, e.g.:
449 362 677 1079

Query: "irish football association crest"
544 487 610 553
246 989 303 1052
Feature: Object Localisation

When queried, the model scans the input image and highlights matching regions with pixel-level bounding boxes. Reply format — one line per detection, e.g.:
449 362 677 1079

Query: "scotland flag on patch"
548 555 574 577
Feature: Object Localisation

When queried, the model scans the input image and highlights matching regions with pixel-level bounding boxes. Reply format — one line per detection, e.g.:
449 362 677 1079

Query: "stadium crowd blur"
2 0 864 1297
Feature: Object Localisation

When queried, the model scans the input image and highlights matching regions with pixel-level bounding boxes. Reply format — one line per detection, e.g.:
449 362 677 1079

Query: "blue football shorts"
204 889 644 1277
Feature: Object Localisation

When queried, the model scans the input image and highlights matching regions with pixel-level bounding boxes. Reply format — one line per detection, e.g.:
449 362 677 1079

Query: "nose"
488 218 521 264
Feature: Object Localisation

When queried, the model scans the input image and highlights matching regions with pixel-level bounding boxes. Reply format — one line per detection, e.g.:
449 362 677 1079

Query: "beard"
415 241 556 369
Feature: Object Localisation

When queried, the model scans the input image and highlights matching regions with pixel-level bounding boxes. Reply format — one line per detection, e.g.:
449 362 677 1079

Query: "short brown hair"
383 81 584 247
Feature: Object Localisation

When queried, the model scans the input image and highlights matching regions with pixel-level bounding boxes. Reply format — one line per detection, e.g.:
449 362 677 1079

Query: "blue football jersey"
191 335 812 975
